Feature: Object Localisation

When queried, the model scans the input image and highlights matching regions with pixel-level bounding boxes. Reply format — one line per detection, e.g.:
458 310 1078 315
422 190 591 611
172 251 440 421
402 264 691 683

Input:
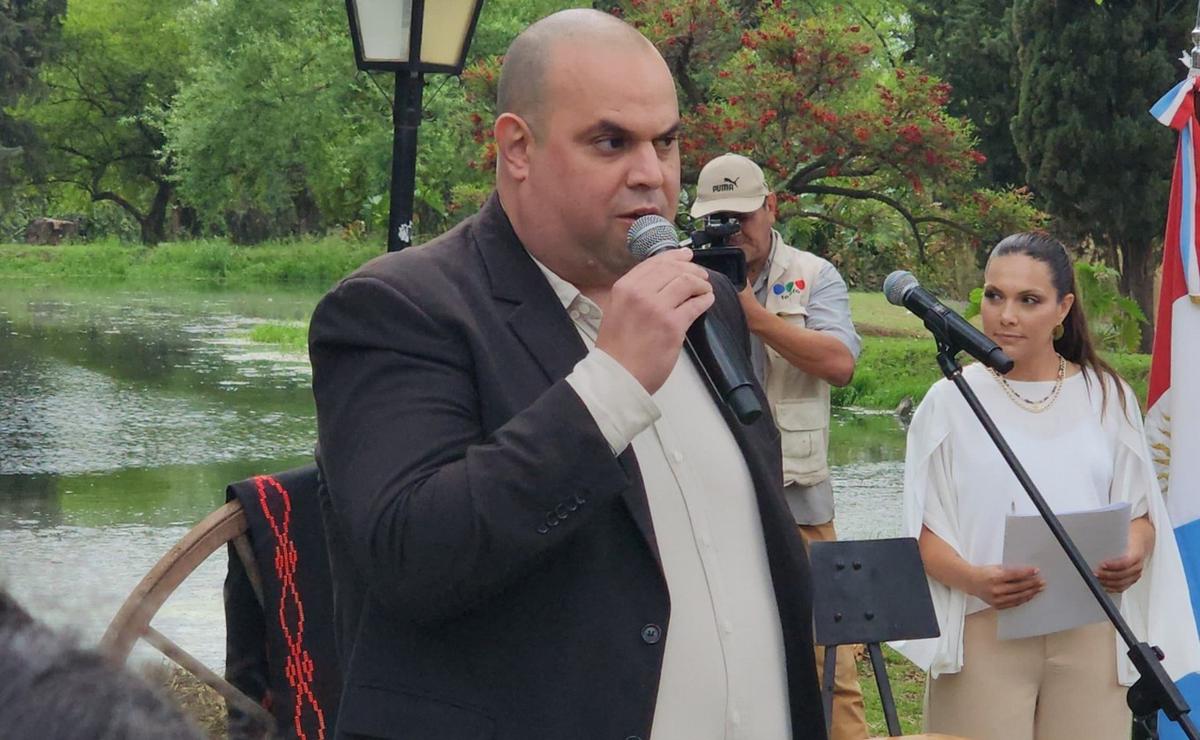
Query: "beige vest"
761 242 831 486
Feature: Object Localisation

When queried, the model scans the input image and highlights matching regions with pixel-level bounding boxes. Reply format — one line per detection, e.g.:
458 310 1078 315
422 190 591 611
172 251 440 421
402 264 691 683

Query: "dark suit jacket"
309 194 825 739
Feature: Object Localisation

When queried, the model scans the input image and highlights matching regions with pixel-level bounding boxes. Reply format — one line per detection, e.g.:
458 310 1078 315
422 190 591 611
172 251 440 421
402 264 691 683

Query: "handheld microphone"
882 270 1014 374
627 215 762 424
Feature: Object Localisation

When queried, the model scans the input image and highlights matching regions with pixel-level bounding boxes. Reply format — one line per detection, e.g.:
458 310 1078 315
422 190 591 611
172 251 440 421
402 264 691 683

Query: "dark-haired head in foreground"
0 590 203 740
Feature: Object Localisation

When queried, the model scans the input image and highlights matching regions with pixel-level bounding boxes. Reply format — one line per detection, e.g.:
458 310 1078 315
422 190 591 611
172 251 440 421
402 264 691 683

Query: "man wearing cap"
693 153 867 740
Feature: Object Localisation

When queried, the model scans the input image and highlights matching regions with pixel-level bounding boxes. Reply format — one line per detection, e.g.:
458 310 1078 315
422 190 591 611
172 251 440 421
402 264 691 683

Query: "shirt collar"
527 251 582 311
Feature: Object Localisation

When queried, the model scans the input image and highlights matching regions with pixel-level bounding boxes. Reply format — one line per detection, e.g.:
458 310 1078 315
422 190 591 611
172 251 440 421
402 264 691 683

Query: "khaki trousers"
799 520 870 740
925 608 1128 740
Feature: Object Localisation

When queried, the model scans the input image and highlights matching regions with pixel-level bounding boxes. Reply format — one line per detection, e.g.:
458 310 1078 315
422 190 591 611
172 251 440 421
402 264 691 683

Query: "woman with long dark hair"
895 232 1200 740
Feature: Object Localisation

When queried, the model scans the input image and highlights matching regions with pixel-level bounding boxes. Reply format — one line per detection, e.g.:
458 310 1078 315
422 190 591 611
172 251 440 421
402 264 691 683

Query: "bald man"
310 10 825 739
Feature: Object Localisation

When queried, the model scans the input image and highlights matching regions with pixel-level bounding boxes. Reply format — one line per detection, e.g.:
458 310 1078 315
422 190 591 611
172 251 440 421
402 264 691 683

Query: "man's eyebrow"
582 119 682 139
657 122 682 139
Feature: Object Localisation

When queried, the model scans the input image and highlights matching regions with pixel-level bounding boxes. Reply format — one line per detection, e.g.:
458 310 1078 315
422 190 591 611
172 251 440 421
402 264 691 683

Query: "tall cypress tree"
908 0 1022 188
1011 0 1191 352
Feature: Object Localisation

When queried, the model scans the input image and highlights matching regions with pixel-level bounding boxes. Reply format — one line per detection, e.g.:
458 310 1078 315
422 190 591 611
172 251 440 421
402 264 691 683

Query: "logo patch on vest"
772 279 806 297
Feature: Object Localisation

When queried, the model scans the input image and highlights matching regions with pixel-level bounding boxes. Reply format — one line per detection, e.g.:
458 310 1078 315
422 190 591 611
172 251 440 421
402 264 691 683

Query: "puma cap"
690 153 770 218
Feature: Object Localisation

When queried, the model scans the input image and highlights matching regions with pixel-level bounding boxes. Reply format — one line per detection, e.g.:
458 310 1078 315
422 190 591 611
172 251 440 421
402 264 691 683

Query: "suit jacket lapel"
473 195 661 561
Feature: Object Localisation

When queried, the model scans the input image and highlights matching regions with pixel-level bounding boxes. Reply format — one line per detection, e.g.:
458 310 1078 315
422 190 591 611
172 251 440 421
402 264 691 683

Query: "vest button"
640 624 662 644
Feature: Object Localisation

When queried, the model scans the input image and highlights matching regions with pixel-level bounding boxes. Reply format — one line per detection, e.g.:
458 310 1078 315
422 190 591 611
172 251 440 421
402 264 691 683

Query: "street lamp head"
345 0 484 75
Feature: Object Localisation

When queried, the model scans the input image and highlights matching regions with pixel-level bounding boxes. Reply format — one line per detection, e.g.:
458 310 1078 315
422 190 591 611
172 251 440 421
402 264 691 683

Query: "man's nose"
626 142 665 189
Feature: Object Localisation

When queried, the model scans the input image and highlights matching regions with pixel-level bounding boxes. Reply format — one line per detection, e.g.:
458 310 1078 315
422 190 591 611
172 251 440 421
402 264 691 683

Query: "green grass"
859 646 926 737
247 322 308 353
848 292 930 338
833 336 945 410
0 237 380 288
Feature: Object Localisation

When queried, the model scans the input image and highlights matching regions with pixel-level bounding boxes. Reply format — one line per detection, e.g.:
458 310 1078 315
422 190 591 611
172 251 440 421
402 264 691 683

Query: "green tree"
465 0 1041 288
907 0 1022 187
1011 0 1191 351
15 0 191 244
0 0 66 211
163 0 373 242
163 0 579 244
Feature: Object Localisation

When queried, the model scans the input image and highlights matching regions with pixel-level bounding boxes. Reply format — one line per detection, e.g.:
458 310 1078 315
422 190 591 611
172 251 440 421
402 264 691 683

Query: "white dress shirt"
531 257 791 740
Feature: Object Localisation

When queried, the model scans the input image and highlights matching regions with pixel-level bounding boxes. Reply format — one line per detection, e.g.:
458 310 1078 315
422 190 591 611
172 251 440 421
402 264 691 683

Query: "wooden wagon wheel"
100 499 275 728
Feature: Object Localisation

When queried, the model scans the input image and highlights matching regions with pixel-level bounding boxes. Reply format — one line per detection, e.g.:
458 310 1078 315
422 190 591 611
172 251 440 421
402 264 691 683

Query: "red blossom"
898 124 923 144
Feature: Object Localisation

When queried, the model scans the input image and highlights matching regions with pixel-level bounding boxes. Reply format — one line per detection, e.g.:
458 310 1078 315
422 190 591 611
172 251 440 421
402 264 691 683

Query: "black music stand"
810 537 940 738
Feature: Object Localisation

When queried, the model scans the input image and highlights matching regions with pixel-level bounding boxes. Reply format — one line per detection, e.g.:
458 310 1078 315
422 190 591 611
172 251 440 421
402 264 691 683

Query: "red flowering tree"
462 0 1043 285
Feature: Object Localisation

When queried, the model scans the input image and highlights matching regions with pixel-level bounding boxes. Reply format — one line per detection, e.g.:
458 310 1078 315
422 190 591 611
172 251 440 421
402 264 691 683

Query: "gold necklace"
988 355 1066 413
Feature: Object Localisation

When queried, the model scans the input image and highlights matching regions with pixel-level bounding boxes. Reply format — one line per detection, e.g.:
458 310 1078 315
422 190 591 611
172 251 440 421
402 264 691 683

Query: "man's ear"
764 192 778 223
495 113 534 182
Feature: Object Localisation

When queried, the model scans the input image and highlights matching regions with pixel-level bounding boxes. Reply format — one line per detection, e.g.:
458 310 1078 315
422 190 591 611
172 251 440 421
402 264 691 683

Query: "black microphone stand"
931 335 1196 740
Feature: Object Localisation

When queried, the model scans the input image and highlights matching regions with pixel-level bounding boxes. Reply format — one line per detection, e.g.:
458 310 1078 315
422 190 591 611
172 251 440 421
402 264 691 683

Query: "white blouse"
894 363 1200 686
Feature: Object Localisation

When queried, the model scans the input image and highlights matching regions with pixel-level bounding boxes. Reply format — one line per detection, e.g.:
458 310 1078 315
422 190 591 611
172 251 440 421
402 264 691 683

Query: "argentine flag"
1150 73 1200 739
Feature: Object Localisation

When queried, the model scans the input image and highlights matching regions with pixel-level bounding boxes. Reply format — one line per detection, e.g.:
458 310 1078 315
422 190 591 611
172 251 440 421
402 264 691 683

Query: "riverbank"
239 296 1151 410
1 242 1150 409
0 238 377 288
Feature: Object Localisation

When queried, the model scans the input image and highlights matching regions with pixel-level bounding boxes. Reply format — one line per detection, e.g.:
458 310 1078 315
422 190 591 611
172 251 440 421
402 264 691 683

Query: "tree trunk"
292 187 322 236
1117 240 1157 354
139 180 172 246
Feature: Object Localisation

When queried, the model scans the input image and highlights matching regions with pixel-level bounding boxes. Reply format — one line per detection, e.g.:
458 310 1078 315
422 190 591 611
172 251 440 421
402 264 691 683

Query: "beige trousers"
799 520 870 740
925 608 1129 740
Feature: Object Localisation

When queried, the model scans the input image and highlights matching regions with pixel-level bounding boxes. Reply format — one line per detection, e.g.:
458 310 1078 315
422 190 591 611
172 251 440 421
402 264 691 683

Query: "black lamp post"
345 0 485 251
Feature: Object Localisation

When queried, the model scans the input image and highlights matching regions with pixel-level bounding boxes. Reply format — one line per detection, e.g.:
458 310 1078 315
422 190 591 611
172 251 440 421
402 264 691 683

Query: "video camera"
686 214 748 290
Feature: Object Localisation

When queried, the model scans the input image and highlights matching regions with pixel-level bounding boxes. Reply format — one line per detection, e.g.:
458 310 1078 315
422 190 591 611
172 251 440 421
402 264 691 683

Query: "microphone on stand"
882 270 1014 374
627 215 762 424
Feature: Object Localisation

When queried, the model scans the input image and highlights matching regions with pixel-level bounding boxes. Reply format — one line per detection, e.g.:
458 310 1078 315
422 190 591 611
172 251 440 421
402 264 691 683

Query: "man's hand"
596 248 713 394
736 282 856 386
737 283 764 318
969 565 1045 610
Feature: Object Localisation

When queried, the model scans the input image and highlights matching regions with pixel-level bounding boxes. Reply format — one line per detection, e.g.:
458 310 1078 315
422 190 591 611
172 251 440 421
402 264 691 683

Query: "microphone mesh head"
882 270 918 306
627 215 679 261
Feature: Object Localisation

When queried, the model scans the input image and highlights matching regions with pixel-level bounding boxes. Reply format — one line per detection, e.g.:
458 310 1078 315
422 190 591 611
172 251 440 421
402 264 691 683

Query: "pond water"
0 278 908 671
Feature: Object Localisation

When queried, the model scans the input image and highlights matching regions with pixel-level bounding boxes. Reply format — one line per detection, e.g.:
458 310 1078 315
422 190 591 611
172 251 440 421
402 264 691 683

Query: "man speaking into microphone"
309 9 824 740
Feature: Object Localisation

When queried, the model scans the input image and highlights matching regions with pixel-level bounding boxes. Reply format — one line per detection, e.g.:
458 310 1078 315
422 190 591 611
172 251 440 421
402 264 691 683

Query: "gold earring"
1052 323 1064 340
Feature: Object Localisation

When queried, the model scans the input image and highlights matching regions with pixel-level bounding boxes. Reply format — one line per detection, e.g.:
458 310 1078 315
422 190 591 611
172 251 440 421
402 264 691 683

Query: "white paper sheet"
997 502 1130 640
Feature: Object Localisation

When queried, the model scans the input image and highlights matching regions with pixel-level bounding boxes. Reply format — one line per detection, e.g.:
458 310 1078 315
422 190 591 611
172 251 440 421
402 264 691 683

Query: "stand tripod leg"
823 645 838 739
867 642 902 737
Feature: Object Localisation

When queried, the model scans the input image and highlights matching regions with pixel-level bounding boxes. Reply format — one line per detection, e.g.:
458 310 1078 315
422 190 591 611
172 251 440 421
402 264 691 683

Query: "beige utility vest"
760 245 832 487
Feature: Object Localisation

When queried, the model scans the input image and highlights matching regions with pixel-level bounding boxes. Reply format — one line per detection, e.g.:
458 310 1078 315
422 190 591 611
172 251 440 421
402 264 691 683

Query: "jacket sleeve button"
640 624 662 644
536 525 550 535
